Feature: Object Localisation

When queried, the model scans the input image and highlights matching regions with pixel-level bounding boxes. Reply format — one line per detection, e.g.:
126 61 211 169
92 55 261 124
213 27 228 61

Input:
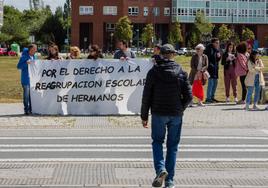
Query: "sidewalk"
0 103 268 188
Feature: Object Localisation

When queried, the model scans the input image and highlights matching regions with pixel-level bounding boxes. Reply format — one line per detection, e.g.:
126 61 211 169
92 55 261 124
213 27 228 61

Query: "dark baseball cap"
160 44 177 54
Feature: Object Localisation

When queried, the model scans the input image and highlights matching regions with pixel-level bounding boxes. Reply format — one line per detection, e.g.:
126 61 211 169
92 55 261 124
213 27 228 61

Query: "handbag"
192 80 204 101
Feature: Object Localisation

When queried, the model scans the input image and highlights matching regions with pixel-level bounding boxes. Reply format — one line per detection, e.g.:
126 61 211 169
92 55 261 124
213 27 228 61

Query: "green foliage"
141 24 154 47
242 28 255 41
1 6 29 45
218 24 233 43
168 21 183 46
115 16 133 42
189 11 214 47
37 7 65 49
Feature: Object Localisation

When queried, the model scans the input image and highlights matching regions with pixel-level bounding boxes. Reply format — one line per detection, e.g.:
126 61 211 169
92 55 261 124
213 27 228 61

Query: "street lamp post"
136 29 139 55
84 37 87 54
110 32 114 52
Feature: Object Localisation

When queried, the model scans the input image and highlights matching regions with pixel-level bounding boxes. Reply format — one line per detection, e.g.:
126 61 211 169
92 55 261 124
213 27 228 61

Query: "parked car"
257 48 268 56
177 48 188 55
8 51 17 56
0 48 8 56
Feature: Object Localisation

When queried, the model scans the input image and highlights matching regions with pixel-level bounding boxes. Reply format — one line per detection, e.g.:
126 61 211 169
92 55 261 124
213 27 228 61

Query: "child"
245 50 265 110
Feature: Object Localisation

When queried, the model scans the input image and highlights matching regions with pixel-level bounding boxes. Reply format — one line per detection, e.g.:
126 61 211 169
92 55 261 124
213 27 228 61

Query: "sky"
4 0 65 12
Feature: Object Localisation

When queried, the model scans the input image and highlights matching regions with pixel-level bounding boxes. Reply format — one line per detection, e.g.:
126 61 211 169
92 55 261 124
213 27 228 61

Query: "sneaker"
212 98 220 103
237 100 246 105
253 105 260 110
165 180 175 188
226 97 230 103
205 99 212 104
152 170 168 187
244 104 250 111
198 101 205 107
234 98 238 103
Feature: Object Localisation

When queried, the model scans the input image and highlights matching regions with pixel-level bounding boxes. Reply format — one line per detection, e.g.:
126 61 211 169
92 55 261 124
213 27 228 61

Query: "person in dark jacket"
141 44 192 188
151 44 162 64
17 44 37 115
205 38 221 103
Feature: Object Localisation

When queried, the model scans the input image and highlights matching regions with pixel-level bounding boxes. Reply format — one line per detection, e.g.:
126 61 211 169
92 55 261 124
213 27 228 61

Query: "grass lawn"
0 56 268 103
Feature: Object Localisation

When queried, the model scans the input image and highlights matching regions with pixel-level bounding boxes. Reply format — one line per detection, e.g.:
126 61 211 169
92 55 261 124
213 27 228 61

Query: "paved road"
0 103 267 187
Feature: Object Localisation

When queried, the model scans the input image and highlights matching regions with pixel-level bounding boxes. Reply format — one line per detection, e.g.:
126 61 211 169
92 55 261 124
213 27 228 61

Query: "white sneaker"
226 97 230 103
234 98 238 103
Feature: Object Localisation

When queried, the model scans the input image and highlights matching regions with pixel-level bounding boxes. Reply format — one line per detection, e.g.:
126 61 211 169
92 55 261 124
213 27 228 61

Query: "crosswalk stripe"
0 136 267 139
0 144 267 148
0 148 268 152
0 158 268 162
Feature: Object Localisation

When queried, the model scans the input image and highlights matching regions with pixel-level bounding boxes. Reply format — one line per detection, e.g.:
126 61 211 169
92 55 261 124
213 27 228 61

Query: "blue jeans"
206 78 218 101
151 114 183 182
22 85 31 113
246 74 261 105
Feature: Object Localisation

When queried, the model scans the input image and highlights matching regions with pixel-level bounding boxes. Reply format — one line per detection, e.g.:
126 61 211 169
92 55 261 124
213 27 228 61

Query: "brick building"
71 0 268 50
71 0 172 51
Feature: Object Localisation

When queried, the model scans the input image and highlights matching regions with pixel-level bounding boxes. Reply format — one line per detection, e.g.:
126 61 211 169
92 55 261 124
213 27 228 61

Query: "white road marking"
0 136 267 140
0 148 268 152
0 158 267 162
0 144 267 148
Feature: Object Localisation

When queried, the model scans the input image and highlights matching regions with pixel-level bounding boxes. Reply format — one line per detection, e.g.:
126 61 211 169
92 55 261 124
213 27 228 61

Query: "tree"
189 11 214 47
114 16 133 42
217 24 232 43
37 7 65 49
242 28 255 41
1 6 29 45
141 23 154 48
168 21 183 46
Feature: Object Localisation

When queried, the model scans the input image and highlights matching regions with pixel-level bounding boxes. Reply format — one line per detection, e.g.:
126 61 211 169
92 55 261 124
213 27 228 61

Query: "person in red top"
235 42 249 104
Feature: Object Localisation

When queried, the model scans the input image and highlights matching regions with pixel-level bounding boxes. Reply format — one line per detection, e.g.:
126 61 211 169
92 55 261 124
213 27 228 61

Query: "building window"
172 7 177 15
106 23 115 31
144 7 149 16
164 7 170 16
79 6 94 15
153 7 160 16
103 6 117 15
128 7 139 16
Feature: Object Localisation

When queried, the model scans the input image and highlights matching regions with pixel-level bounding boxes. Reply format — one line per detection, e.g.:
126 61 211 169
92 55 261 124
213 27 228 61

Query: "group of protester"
187 38 266 111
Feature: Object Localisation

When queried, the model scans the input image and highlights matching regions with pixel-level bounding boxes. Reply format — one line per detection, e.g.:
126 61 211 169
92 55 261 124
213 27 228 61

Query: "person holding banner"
17 44 37 115
66 46 81 59
141 44 192 188
46 44 62 60
114 40 136 60
87 45 104 60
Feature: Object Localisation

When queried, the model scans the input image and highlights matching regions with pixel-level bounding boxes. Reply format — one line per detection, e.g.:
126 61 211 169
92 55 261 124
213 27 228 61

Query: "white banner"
29 59 153 115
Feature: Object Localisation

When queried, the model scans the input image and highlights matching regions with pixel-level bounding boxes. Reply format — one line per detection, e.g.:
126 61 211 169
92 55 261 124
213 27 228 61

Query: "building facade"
71 0 171 51
173 0 268 47
71 0 268 49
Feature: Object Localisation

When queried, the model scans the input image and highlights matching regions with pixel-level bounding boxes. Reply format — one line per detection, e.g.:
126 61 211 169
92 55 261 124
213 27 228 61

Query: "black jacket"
141 59 193 121
204 44 221 79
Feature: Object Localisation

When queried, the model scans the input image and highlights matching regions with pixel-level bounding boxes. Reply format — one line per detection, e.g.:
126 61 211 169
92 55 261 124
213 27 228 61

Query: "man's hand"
142 120 148 128
27 60 31 64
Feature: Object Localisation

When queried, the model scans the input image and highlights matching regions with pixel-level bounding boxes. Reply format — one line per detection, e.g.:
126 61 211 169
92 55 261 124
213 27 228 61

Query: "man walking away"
17 44 37 115
141 44 192 188
205 38 222 103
